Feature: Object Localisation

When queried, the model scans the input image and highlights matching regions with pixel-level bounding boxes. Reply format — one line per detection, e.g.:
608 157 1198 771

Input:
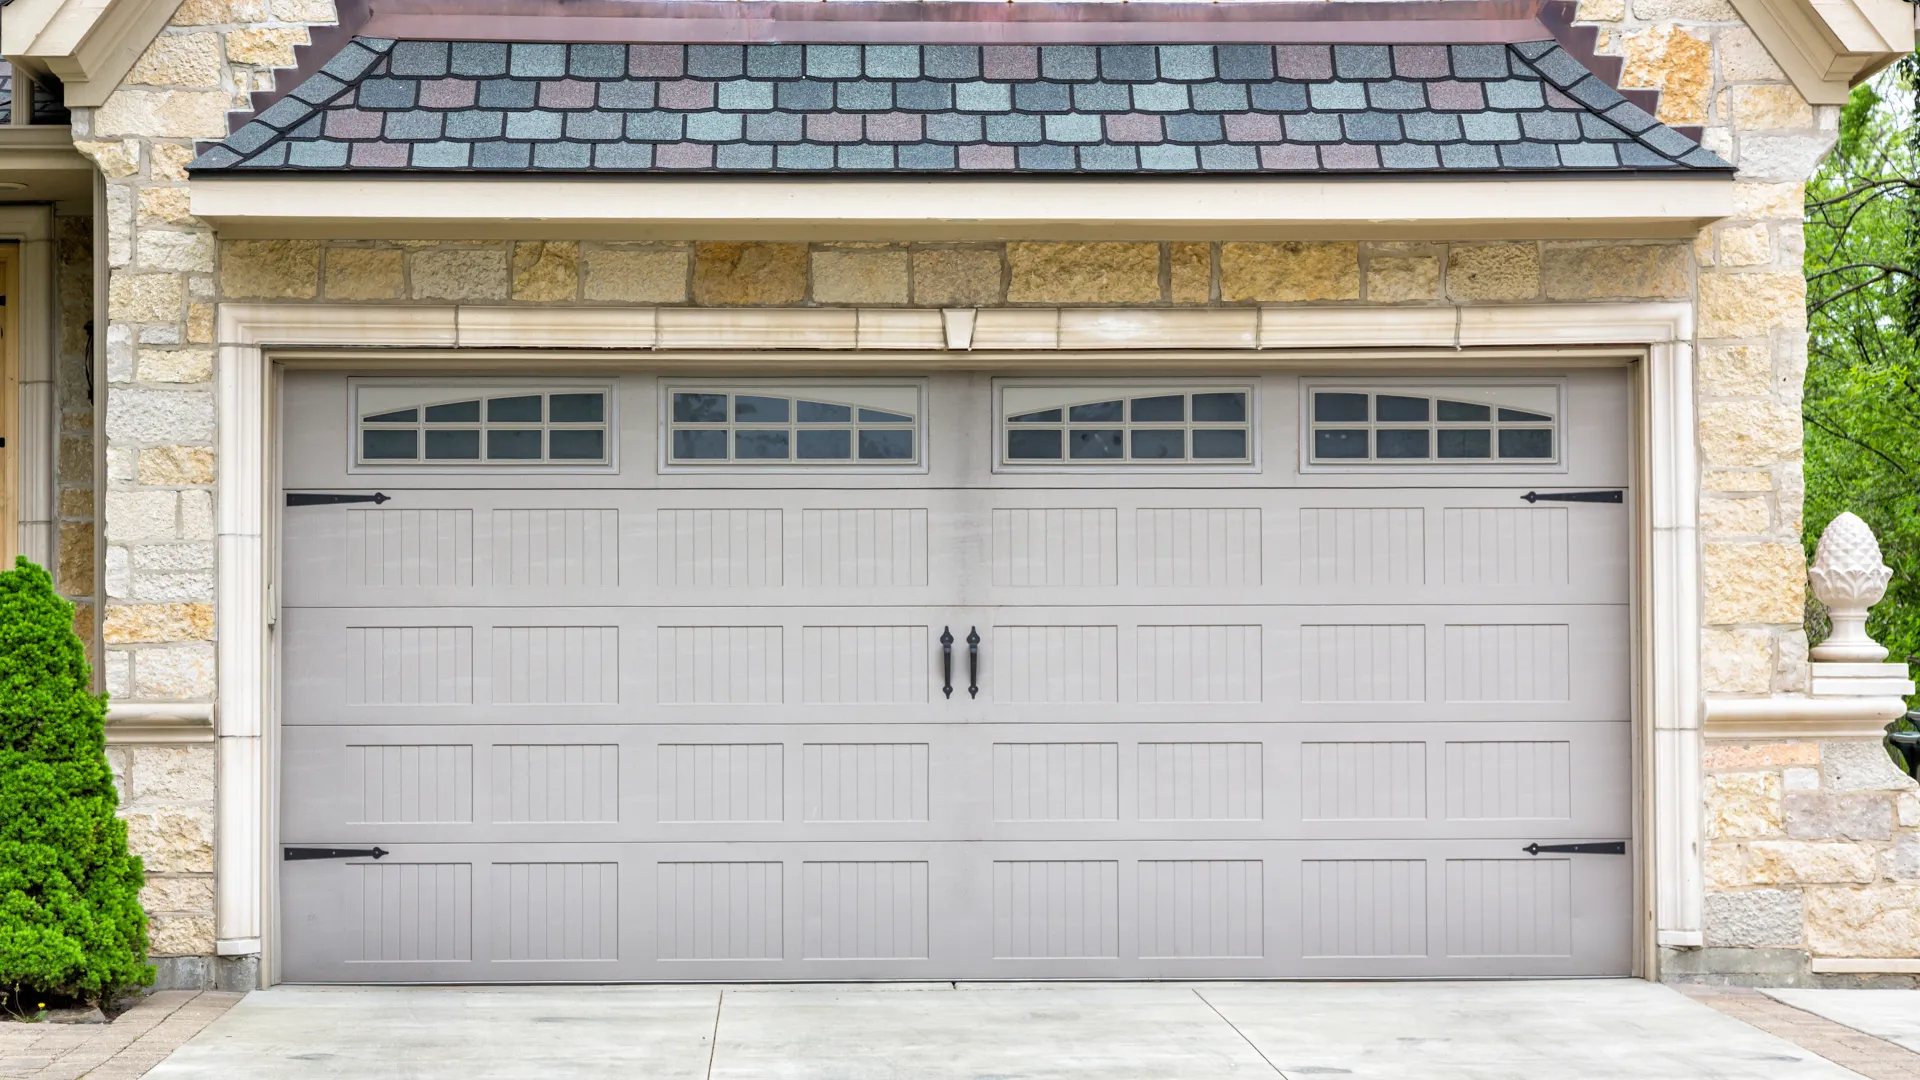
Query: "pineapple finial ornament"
1808 512 1894 662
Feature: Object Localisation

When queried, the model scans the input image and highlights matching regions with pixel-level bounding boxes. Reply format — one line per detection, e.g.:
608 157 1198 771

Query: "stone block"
1705 770 1783 839
181 490 213 538
136 348 213 383
138 446 216 485
137 230 216 275
1658 946 1810 980
912 249 1003 307
57 521 95 597
1169 242 1210 304
75 140 139 178
1900 793 1920 827
1706 743 1819 771
1541 245 1690 300
133 645 216 697
1785 792 1894 841
511 241 580 303
94 89 230 138
1700 496 1770 536
1703 542 1806 625
1745 840 1877 884
811 250 910 305
1701 630 1774 695
1632 0 1737 18
1775 628 1810 693
151 956 213 990
220 240 320 300
109 272 184 323
134 544 215 572
1699 273 1807 339
60 488 95 519
106 490 177 542
151 144 198 185
128 32 223 88
141 875 215 913
1620 26 1710 126
1739 135 1837 184
1805 886 1920 957
128 745 215 804
1010 242 1162 304
148 914 216 957
1698 344 1771 396
139 187 197 227
1716 225 1773 267
120 806 213 873
1704 843 1746 889
1445 243 1539 301
187 303 215 344
1720 29 1787 82
583 249 688 303
103 603 213 644
272 0 337 18
1891 834 1920 880
107 650 132 697
1219 242 1359 303
226 26 307 68
1366 256 1440 302
1823 740 1920 793
1699 400 1800 468
1785 767 1820 791
1575 0 1623 19
693 242 807 306
1703 889 1803 947
107 389 214 444
324 248 405 301
410 248 508 301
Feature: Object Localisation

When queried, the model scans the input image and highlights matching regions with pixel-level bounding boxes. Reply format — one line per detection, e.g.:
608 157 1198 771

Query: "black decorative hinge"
286 492 390 507
1521 490 1623 504
1522 841 1627 856
284 846 389 861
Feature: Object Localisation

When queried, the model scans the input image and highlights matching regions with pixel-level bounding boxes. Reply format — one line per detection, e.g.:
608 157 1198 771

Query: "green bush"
0 557 151 1003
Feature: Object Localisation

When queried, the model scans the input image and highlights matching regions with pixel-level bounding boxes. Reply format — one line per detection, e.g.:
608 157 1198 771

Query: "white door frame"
211 300 1701 981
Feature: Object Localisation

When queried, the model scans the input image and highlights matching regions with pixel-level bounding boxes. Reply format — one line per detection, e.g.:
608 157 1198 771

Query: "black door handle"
940 627 954 699
285 846 388 861
967 627 980 699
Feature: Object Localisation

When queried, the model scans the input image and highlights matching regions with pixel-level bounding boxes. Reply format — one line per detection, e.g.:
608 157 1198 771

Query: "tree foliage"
0 558 151 1003
1802 55 1920 727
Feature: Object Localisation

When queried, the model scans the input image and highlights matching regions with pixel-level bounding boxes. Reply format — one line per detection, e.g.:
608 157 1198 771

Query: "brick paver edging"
1686 986 1920 1080
0 991 241 1080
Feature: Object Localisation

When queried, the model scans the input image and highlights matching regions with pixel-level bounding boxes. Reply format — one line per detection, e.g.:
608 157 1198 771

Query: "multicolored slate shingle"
190 38 1729 174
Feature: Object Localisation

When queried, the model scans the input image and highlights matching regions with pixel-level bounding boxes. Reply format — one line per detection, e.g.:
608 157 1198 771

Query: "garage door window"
998 384 1255 467
1305 384 1559 466
663 384 922 467
354 382 613 467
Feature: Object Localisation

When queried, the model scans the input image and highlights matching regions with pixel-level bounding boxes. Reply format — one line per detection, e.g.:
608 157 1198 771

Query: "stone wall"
54 212 93 653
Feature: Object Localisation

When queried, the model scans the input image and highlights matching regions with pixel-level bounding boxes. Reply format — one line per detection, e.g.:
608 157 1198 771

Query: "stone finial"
1808 511 1894 662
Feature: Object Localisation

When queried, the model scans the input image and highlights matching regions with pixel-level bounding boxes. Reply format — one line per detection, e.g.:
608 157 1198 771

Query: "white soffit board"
189 177 1737 241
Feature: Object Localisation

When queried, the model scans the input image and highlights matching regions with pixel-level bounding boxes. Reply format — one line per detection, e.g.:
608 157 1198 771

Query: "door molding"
209 299 1699 979
0 207 56 569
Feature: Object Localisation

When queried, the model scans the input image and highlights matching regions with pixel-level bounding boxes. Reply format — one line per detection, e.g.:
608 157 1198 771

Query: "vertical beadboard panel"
1443 507 1569 586
491 509 619 588
1442 624 1571 702
491 862 619 961
991 861 1120 958
992 743 1120 821
656 627 783 704
1138 860 1264 958
347 509 473 587
1445 859 1574 956
489 626 620 704
1137 743 1263 821
1444 742 1574 820
656 744 785 822
801 626 930 703
655 862 783 960
1300 625 1425 702
655 508 782 588
1298 508 1424 586
345 627 474 705
1300 742 1427 821
801 743 930 822
801 508 928 588
350 744 473 823
1137 625 1262 703
1135 508 1262 588
800 861 931 959
491 744 620 823
995 626 1119 703
351 862 473 962
991 508 1118 587
1300 860 1428 957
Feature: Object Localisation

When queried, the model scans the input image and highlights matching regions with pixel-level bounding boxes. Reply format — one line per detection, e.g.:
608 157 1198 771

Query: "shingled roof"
190 37 1729 175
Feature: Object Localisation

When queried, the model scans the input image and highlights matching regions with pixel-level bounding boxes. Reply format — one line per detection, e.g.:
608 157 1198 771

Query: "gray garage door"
278 369 1633 982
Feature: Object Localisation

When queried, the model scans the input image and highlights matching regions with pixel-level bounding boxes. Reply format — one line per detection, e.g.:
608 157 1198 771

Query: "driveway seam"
704 988 724 1080
1192 989 1288 1080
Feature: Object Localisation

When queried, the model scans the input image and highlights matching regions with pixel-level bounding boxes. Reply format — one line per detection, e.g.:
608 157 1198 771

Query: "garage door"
278 369 1633 982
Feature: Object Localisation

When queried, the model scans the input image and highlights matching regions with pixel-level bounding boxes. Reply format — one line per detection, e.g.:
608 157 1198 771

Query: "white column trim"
0 207 57 568
209 299 1700 980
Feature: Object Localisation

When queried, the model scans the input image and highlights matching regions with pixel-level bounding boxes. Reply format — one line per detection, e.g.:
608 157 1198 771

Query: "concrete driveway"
141 980 1863 1080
